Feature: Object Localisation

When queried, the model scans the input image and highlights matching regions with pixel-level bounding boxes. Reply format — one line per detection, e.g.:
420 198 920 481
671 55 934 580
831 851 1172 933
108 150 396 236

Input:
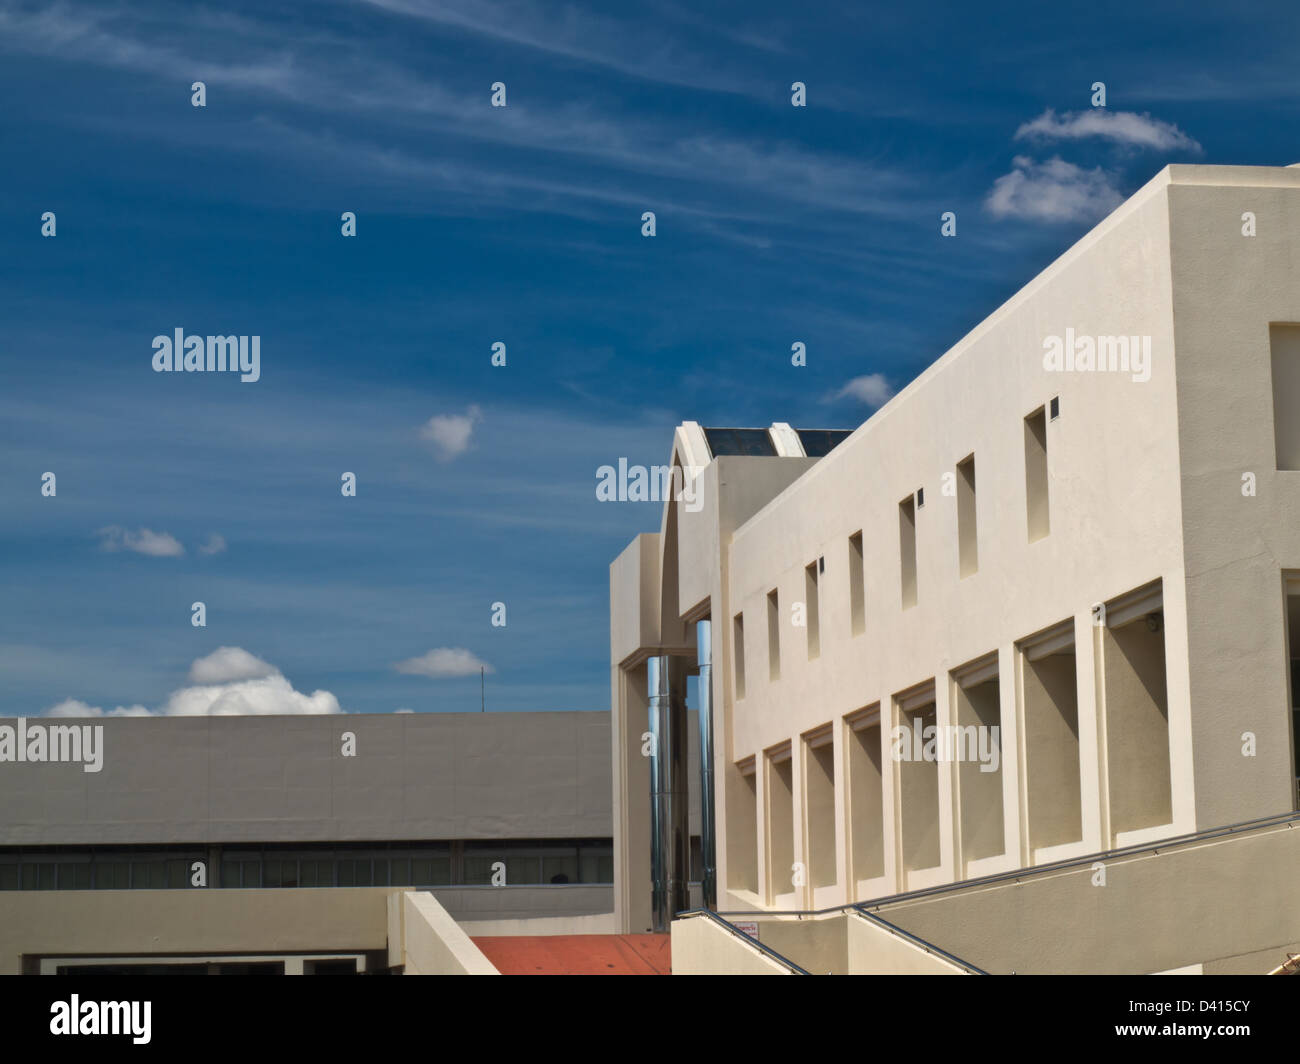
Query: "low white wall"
847 912 970 974
395 891 498 975
670 915 793 975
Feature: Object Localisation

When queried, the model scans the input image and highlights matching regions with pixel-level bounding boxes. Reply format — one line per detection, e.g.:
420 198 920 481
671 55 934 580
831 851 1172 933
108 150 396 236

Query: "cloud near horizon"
43 647 343 716
394 647 493 678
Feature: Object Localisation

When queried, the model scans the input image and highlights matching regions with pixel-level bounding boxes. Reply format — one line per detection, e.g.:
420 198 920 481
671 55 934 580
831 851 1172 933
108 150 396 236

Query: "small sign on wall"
733 921 759 940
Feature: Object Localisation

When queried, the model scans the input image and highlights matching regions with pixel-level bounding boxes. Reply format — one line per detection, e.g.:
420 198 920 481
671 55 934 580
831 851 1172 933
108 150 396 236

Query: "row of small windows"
0 839 615 891
734 401 1058 693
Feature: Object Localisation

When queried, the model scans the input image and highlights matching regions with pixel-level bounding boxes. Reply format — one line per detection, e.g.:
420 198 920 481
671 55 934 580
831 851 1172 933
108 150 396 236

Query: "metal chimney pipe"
696 619 717 910
648 654 688 932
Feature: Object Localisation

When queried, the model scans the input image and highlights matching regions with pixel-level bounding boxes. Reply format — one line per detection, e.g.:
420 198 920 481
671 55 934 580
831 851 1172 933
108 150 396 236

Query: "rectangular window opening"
733 613 746 700
1102 582 1172 838
899 496 918 609
1025 407 1050 541
849 532 865 636
805 561 820 660
1020 623 1082 852
767 589 781 681
957 454 978 578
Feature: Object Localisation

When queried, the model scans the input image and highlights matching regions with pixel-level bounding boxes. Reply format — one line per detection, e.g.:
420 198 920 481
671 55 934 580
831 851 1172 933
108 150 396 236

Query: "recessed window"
951 654 1003 866
733 762 759 894
802 727 836 890
848 532 865 636
845 708 884 885
1270 325 1300 469
767 589 781 681
1019 621 1082 852
895 682 940 876
916 487 925 508
733 613 746 700
1024 406 1050 542
899 496 918 609
1049 395 1060 420
765 746 794 902
957 454 978 578
1102 581 1172 839
805 561 820 660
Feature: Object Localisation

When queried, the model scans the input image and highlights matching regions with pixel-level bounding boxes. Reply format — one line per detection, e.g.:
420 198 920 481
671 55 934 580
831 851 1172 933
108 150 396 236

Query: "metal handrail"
717 806 1300 919
674 908 810 974
850 907 988 974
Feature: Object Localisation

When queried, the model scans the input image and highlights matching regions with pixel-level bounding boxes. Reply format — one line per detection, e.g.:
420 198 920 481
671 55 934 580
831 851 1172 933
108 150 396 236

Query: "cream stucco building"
611 164 1300 973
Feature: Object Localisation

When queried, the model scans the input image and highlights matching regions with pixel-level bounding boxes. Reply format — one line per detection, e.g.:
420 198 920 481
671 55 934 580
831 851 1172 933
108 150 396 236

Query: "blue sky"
1 0 1296 716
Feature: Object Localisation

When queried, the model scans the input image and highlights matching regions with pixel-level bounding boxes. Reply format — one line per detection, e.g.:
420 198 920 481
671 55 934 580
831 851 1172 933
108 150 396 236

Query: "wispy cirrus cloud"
96 525 185 557
0 1 924 227
355 0 766 97
1014 108 1201 153
834 373 894 408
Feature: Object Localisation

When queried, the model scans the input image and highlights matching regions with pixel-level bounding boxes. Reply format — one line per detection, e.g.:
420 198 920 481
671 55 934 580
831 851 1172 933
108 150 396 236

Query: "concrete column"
696 619 717 910
648 654 689 931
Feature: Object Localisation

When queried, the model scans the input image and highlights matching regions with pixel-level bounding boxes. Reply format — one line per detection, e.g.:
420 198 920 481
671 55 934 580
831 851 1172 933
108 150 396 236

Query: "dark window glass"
95 861 128 889
62 863 91 890
796 429 852 457
702 427 776 457
168 859 188 889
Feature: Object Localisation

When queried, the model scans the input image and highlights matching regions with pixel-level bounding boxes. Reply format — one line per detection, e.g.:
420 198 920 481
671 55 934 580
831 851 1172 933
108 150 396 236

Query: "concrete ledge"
460 911 618 937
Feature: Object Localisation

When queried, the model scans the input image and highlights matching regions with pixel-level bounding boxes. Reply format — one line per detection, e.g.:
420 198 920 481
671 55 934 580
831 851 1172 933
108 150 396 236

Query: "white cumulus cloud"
985 156 1124 223
187 646 277 684
96 525 185 557
394 647 493 678
420 404 482 461
1014 109 1201 153
835 373 894 407
160 673 342 716
46 698 151 718
42 648 343 717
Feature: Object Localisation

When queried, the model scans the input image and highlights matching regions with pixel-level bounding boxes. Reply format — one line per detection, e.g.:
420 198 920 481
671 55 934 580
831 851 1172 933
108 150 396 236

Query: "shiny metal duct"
696 619 717 910
648 654 688 932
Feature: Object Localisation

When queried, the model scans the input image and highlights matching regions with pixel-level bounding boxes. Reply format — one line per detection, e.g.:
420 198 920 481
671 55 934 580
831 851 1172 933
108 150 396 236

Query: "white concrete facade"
611 164 1300 930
